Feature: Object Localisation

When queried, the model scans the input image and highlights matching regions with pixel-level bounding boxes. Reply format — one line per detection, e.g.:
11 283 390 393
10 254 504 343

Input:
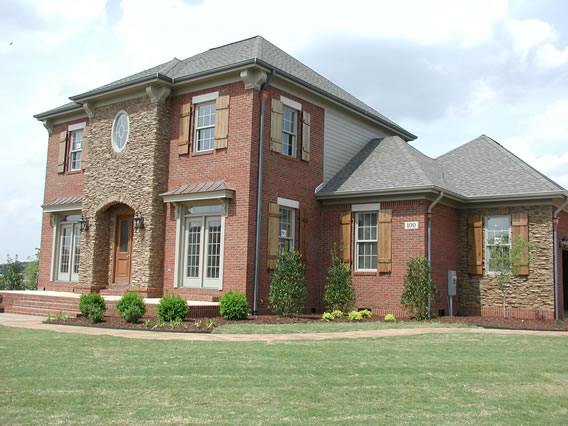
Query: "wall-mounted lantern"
561 236 568 250
133 212 145 230
78 215 89 232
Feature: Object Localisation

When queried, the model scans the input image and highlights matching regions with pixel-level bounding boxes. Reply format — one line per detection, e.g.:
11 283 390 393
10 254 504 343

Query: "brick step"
7 300 79 309
6 305 81 318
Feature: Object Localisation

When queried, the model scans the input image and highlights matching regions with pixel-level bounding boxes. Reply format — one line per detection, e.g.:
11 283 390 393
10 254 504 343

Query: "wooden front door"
113 215 133 284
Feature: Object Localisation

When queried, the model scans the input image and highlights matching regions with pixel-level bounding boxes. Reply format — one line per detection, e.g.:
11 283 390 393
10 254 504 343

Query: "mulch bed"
45 314 568 333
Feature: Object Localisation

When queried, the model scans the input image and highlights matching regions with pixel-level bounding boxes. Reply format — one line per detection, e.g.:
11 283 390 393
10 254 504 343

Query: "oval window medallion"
112 110 129 152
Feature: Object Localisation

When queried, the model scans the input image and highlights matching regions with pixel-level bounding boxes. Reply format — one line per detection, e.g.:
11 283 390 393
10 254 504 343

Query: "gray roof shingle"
318 135 566 200
36 37 414 138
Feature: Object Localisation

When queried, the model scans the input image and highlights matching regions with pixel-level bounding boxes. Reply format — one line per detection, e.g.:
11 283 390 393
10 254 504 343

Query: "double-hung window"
68 130 83 171
279 207 295 251
180 204 225 289
195 102 216 152
282 107 297 157
355 212 378 271
485 215 511 273
55 214 81 282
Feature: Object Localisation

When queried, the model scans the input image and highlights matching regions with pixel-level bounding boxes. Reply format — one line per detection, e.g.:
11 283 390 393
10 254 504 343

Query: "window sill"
64 170 82 175
191 149 214 157
272 151 304 162
354 271 377 276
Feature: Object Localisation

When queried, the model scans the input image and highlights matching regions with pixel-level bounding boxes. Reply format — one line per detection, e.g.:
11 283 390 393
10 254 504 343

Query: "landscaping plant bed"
44 313 568 333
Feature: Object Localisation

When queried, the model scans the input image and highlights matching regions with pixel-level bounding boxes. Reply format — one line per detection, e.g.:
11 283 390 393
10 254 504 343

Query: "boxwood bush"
269 249 307 317
157 293 188 322
79 292 106 323
219 291 249 320
116 291 146 323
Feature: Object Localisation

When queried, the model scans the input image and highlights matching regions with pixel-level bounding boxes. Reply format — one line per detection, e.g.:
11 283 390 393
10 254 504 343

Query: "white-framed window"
68 129 83 171
195 102 216 152
179 203 225 289
485 215 511 273
279 207 295 250
53 214 82 282
112 110 129 152
355 212 378 271
282 107 297 157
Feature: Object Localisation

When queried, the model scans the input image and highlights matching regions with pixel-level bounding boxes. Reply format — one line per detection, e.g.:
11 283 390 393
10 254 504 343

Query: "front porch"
0 290 219 319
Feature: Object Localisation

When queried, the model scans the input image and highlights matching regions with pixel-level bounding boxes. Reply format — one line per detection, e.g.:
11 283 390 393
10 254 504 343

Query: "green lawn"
215 320 475 334
1 326 567 424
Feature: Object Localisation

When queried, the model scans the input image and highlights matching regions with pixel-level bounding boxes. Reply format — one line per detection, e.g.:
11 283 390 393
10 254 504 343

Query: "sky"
1 0 568 261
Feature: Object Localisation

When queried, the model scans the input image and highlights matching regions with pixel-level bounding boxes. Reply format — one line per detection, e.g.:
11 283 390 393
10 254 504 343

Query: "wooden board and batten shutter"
378 209 392 273
340 211 351 267
267 202 280 269
299 208 308 263
270 99 283 153
468 215 483 275
57 131 68 173
301 111 310 162
177 103 191 155
512 212 529 276
214 95 230 149
81 126 89 171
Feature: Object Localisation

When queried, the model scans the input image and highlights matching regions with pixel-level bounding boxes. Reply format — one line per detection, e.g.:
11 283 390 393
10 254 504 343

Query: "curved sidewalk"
1 313 566 342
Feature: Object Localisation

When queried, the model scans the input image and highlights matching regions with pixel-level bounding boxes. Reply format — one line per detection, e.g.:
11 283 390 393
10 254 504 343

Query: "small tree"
0 255 24 290
324 247 355 312
269 250 307 316
490 235 537 318
23 249 40 290
401 256 435 320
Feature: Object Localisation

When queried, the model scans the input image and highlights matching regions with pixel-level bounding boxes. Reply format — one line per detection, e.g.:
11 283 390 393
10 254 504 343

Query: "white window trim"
352 203 380 212
68 122 86 132
111 110 129 152
68 129 83 171
194 101 216 152
277 197 299 209
484 215 512 275
354 211 378 272
50 213 82 283
281 106 297 157
174 203 227 289
192 91 219 104
281 96 302 111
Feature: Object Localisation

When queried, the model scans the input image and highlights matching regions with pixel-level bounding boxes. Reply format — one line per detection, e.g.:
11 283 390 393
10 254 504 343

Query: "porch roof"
42 195 83 212
160 180 235 203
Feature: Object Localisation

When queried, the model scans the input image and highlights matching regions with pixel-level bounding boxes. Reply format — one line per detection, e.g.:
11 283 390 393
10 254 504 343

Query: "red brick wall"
38 118 87 291
430 203 459 316
320 200 429 317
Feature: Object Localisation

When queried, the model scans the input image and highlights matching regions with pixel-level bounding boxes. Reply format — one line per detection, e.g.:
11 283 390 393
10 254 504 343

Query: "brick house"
32 36 568 319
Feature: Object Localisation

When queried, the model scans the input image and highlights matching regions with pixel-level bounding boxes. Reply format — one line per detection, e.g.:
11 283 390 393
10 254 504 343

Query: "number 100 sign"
404 221 419 230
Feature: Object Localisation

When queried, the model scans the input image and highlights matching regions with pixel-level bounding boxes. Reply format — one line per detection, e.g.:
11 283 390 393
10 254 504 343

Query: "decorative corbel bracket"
43 119 53 135
146 85 171 103
240 69 268 90
83 102 95 118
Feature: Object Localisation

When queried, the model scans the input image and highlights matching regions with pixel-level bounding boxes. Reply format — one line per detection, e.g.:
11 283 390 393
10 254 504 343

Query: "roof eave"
462 191 568 203
34 104 83 121
316 185 460 201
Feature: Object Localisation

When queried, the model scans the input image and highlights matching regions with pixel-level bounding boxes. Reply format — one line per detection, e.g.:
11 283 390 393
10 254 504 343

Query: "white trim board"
277 197 299 209
352 203 380 212
192 91 219 104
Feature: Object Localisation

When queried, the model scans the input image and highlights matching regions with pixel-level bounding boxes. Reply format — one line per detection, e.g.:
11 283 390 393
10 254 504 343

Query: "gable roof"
317 135 567 201
34 36 415 139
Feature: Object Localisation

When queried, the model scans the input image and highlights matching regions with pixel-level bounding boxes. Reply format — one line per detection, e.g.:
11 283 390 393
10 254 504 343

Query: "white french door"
182 216 223 289
57 223 81 282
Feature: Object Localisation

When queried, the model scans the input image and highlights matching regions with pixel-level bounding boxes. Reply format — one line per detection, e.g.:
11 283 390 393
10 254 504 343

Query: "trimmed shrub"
359 309 372 318
384 313 396 321
331 310 344 318
220 291 249 320
79 292 106 323
321 312 334 321
116 291 146 323
157 293 189 322
348 310 363 321
323 249 355 312
269 250 307 317
401 256 435 320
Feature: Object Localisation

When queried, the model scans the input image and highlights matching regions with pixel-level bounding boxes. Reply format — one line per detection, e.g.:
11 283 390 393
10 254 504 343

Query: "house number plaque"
404 221 419 230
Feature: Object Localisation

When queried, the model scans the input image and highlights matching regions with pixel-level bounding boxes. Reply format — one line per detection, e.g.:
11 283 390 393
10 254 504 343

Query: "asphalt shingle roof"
318 135 566 200
36 37 414 138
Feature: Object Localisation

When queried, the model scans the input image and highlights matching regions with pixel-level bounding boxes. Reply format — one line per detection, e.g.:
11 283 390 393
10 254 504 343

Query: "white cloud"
534 43 568 68
469 79 499 114
506 19 555 54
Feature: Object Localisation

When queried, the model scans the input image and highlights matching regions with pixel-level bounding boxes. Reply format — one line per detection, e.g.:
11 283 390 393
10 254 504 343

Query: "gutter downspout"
426 191 444 318
253 70 275 315
553 196 568 320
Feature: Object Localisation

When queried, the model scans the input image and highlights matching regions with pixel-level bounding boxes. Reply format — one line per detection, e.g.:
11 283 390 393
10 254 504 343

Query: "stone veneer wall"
79 95 171 292
457 205 554 319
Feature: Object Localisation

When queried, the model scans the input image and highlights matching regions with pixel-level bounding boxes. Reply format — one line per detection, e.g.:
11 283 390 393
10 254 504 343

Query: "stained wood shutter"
57 130 68 173
299 208 308 263
214 95 229 149
270 99 283 153
340 211 351 266
378 209 392 273
267 202 280 269
301 111 310 162
81 126 89 171
512 212 529 276
177 103 191 155
468 215 483 275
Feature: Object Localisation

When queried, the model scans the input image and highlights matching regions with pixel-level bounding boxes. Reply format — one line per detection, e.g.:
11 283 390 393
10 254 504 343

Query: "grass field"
1 325 567 424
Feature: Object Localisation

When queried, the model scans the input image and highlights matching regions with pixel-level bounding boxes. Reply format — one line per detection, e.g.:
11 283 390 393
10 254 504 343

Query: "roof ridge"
397 137 431 185
207 35 261 52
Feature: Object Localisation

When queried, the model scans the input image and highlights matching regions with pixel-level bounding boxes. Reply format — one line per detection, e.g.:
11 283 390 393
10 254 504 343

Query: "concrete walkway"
1 313 567 342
